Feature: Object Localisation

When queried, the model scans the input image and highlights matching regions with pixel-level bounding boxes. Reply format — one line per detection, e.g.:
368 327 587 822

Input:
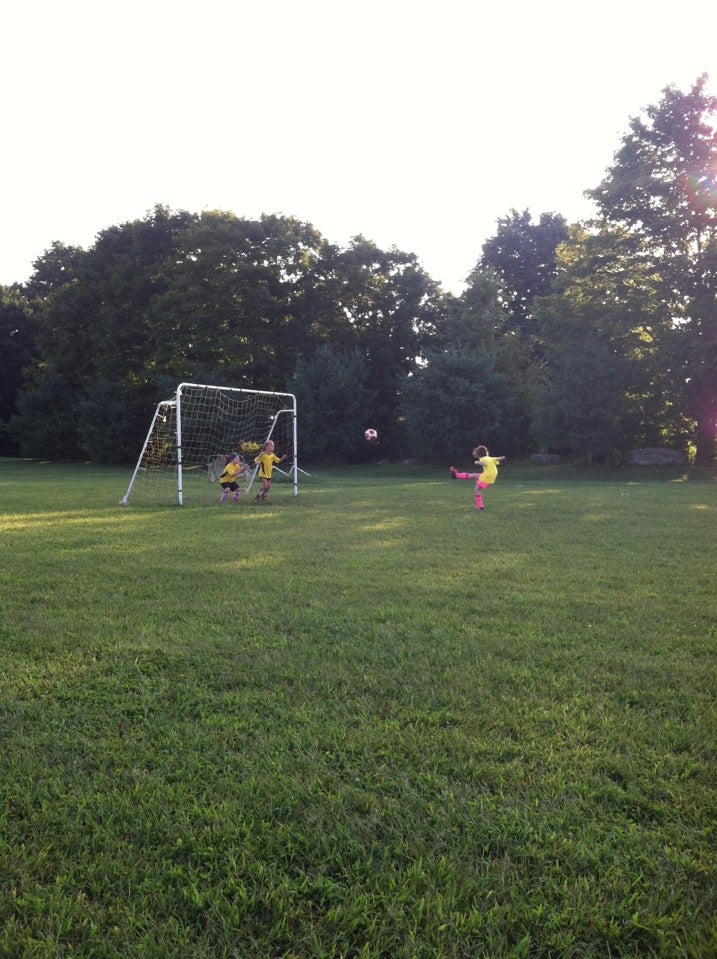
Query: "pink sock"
455 471 471 480
475 493 483 509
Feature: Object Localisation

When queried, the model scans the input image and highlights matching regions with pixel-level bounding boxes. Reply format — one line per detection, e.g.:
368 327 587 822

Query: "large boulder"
628 447 688 466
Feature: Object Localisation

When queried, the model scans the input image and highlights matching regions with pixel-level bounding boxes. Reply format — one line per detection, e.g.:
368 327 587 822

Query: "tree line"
1 77 715 467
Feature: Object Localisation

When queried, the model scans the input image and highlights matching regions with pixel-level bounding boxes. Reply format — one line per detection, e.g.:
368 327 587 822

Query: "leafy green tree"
535 329 634 462
13 206 445 463
587 75 717 464
533 223 682 457
75 378 150 464
0 287 37 455
24 241 83 298
436 269 506 354
288 345 377 463
148 211 330 391
327 237 445 447
400 348 524 463
8 370 83 459
12 207 196 459
479 209 569 337
432 268 534 456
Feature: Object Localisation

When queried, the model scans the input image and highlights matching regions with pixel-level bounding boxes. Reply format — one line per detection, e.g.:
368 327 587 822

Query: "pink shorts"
476 479 490 490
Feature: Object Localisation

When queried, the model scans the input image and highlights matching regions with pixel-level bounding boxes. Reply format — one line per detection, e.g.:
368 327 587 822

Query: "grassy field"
1 457 715 958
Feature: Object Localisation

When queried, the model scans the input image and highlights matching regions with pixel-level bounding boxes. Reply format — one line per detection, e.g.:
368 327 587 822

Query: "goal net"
121 383 298 506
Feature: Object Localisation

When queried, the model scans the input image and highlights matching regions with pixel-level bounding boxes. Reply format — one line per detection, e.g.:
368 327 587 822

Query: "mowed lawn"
0 458 715 959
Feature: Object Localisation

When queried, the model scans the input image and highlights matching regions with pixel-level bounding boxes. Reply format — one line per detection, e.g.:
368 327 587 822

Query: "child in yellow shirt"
254 440 287 502
219 453 247 503
450 445 505 510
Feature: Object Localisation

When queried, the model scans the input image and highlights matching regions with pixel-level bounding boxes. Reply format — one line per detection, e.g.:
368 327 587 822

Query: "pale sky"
2 0 716 295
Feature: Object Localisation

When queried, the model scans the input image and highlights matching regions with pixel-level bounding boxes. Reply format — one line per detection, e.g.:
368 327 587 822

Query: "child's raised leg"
450 467 473 480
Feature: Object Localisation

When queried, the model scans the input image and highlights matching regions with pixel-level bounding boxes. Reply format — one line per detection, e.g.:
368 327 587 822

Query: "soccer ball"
364 428 378 443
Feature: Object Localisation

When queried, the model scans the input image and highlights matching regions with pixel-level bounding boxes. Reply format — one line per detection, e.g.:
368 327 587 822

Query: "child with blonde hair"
450 445 505 510
254 440 287 502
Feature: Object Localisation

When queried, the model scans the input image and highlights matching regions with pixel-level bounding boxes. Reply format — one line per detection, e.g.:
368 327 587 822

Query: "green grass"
1 458 715 958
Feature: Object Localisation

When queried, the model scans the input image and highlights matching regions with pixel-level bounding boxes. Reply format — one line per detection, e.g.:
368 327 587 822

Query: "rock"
627 447 688 466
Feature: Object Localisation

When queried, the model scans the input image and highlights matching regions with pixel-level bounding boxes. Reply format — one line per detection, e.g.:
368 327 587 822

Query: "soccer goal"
121 383 298 506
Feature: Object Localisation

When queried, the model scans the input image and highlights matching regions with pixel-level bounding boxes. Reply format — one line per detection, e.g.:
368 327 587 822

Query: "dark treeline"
2 78 716 466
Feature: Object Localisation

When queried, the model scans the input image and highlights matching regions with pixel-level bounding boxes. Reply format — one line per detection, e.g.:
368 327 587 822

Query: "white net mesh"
121 384 297 506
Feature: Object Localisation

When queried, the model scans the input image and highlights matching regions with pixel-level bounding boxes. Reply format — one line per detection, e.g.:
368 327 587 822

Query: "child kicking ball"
450 445 505 510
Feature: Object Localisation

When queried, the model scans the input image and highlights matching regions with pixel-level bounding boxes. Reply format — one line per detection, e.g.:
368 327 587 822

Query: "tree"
436 269 507 354
148 211 330 391
533 223 687 458
587 75 717 465
24 241 83 299
433 268 534 456
479 209 569 337
12 205 446 463
75 378 150 464
535 328 634 462
400 348 524 463
8 370 84 460
452 219 571 458
288 345 377 463
0 287 37 455
11 206 190 459
326 237 444 448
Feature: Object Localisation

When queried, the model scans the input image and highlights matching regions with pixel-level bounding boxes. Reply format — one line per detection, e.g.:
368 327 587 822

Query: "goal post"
121 383 299 506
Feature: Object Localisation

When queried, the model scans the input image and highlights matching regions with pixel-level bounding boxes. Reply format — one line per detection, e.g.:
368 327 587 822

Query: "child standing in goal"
219 453 247 503
450 445 505 510
254 440 287 502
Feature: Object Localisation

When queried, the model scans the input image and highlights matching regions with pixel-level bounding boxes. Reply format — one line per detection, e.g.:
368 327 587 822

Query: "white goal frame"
121 383 299 506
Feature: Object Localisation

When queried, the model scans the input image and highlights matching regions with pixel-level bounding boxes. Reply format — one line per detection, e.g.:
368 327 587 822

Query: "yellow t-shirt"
219 460 243 484
255 451 280 478
478 456 501 485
